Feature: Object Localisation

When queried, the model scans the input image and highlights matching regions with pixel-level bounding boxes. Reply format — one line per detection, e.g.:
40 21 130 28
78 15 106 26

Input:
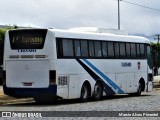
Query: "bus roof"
6 28 150 44
52 29 149 44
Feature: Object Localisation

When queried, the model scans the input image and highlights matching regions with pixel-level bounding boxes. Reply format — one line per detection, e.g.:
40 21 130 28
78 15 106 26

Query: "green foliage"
0 25 15 42
150 42 160 51
150 42 160 67
0 29 6 65
0 25 16 65
0 29 6 42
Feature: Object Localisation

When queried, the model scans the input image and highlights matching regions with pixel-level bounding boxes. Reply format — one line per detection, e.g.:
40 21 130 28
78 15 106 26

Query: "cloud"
0 0 160 35
120 0 160 35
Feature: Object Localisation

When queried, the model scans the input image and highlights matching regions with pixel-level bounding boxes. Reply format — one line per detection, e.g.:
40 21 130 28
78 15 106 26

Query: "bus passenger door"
68 75 79 99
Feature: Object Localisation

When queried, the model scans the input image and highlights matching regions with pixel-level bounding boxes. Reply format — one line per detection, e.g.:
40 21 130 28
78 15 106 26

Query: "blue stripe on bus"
76 59 115 95
82 59 124 94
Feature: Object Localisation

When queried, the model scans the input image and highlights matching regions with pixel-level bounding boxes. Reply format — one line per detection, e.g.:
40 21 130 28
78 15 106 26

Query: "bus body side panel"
55 58 148 99
81 59 147 94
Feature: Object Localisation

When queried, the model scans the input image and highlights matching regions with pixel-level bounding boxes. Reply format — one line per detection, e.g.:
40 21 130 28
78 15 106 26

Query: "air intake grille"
58 76 68 86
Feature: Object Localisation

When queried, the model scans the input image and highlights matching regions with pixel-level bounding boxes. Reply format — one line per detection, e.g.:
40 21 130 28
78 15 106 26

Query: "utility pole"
154 35 160 44
118 0 121 30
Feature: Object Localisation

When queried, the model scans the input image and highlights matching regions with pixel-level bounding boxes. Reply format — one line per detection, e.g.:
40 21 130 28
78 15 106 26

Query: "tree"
0 29 6 65
0 25 16 65
0 25 17 85
150 42 160 76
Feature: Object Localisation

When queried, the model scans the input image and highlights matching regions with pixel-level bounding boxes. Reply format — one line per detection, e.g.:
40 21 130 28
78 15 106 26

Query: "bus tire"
93 81 103 101
135 83 142 96
80 83 90 102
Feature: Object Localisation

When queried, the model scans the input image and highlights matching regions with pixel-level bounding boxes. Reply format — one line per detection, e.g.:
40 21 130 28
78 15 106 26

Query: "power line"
121 0 160 12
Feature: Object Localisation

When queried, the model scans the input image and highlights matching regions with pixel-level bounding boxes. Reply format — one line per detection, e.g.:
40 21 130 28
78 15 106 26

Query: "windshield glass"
147 45 153 69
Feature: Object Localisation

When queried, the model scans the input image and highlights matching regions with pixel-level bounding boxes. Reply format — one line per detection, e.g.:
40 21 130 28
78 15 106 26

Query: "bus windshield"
9 29 47 49
147 45 153 69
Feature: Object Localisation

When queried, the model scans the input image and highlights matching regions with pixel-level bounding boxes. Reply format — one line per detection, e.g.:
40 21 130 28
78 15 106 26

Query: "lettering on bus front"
12 36 44 44
9 29 47 50
18 49 36 52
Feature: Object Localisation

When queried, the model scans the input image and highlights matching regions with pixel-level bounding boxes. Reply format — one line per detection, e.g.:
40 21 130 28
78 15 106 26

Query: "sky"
1 0 160 36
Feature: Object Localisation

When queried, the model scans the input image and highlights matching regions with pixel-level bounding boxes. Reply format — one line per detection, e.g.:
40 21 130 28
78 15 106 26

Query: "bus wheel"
93 82 103 100
80 83 90 102
135 83 142 96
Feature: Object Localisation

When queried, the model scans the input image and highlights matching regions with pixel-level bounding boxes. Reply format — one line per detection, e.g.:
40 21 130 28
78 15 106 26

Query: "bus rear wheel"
93 82 103 101
80 83 90 102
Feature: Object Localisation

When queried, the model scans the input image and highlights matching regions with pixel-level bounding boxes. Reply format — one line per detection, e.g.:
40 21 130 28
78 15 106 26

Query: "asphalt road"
0 88 159 110
0 87 160 119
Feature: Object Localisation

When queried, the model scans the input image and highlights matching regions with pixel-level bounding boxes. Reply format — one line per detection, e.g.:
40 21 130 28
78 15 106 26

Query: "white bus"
3 28 153 103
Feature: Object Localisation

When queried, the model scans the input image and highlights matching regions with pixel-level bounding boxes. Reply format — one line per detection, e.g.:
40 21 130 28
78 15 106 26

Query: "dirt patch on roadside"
0 90 3 96
0 89 34 105
0 90 17 101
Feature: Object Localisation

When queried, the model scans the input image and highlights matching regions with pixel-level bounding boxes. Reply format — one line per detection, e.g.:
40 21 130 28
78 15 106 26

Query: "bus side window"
108 42 114 57
131 43 136 58
140 44 145 57
102 42 107 57
62 39 74 57
114 42 120 57
89 41 95 57
74 40 81 57
126 43 131 57
95 41 102 57
56 38 63 57
81 40 88 57
136 44 141 57
119 42 126 57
